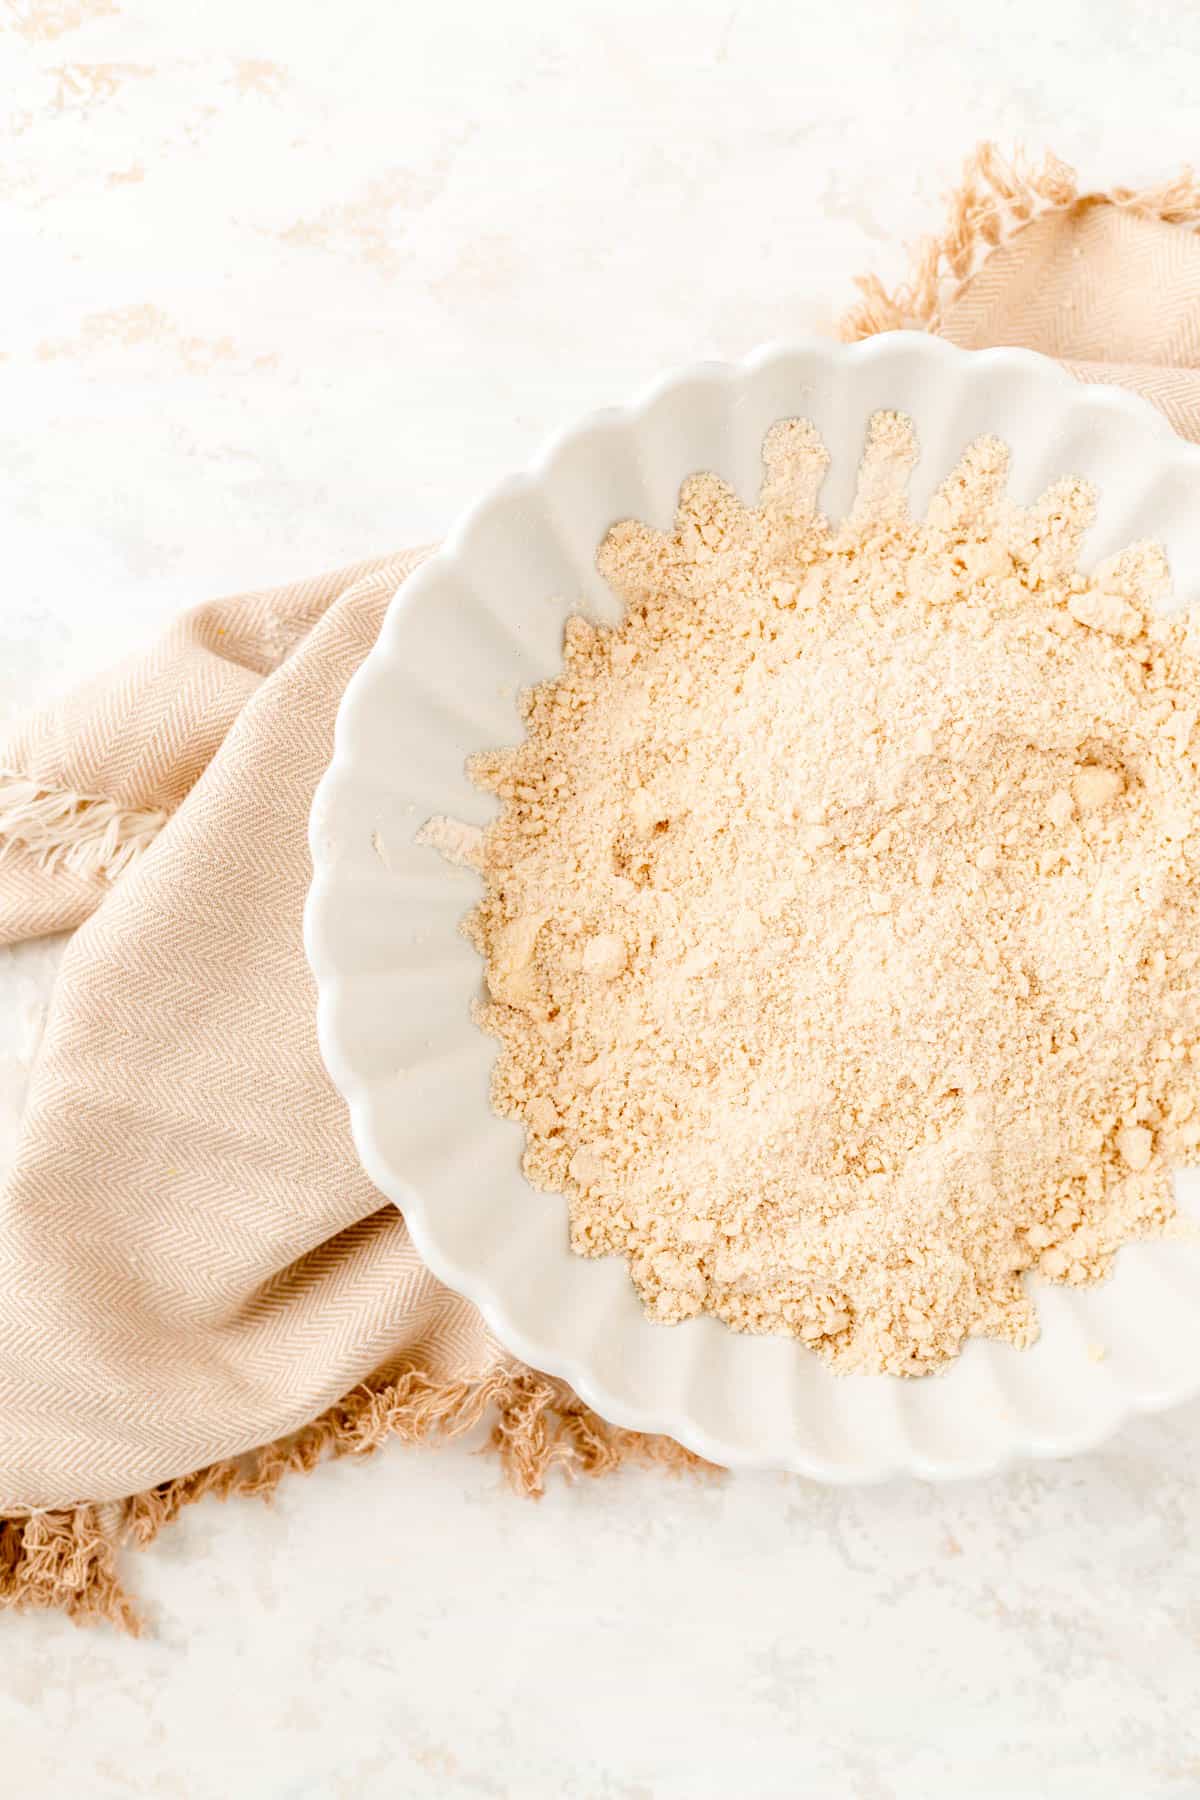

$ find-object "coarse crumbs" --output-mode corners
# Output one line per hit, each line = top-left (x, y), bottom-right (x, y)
(455, 410), (1200, 1376)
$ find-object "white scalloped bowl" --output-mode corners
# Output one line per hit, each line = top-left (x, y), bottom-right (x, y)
(306, 333), (1200, 1480)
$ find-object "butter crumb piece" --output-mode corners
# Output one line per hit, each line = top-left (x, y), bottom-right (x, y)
(1067, 589), (1143, 639)
(582, 933), (627, 980)
(1046, 789), (1075, 829)
(1072, 765), (1124, 813)
(569, 1146), (606, 1187)
(527, 1095), (560, 1134)
(1116, 1125), (1154, 1172)
(416, 814), (485, 871)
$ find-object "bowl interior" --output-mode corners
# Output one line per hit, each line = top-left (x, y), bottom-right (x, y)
(308, 334), (1200, 1478)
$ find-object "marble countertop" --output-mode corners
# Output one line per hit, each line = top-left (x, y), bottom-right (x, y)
(4, 1), (1200, 1793)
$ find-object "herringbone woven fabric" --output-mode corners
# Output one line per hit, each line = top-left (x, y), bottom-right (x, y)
(0, 554), (501, 1509)
(2, 144), (1200, 1620)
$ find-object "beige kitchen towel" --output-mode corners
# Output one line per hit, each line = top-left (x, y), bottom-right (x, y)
(3, 144), (1200, 1630)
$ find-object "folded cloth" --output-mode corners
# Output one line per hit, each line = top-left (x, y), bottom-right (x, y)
(3, 144), (1200, 1629)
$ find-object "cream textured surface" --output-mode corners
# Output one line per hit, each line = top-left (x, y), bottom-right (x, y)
(469, 405), (1200, 1368)
(5, 0), (1200, 1793)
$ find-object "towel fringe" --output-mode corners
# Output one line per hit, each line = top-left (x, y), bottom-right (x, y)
(839, 142), (1200, 341)
(0, 1365), (710, 1633)
(0, 773), (167, 883)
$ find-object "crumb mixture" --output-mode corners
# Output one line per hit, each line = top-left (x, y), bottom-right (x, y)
(453, 412), (1200, 1374)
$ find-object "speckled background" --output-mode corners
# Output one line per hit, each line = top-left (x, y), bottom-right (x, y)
(3, 2), (1200, 1794)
